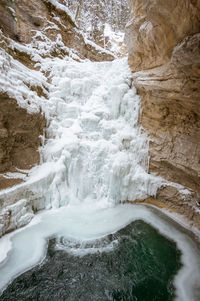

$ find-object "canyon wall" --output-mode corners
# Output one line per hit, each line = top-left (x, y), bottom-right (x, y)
(0, 93), (46, 189)
(126, 0), (200, 224)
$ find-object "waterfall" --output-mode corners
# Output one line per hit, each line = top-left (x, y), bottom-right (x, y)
(32, 58), (161, 209)
(0, 53), (162, 237)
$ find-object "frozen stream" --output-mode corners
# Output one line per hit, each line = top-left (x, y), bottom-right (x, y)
(0, 58), (200, 300)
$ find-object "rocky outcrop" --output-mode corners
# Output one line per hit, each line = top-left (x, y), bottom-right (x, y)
(0, 92), (46, 189)
(126, 0), (200, 219)
(126, 0), (200, 71)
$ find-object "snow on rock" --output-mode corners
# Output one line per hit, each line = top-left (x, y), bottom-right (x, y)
(0, 47), (48, 114)
(44, 0), (77, 26)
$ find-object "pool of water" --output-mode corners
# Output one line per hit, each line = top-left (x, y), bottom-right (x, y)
(1, 220), (182, 301)
(1, 204), (200, 300)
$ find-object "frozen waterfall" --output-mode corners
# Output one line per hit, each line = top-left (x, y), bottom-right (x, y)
(30, 58), (160, 209)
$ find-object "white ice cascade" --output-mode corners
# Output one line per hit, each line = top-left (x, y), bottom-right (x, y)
(35, 58), (160, 208)
(1, 58), (200, 301)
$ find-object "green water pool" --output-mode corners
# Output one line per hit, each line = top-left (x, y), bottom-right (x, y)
(1, 220), (182, 301)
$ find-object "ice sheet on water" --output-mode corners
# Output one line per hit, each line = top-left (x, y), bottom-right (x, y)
(0, 204), (200, 301)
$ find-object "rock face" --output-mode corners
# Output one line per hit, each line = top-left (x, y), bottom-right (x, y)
(126, 0), (200, 71)
(0, 0), (114, 62)
(0, 93), (46, 175)
(126, 0), (200, 219)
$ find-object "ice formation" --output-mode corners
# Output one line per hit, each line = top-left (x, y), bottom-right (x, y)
(0, 52), (162, 210)
(33, 57), (162, 209)
(0, 204), (200, 301)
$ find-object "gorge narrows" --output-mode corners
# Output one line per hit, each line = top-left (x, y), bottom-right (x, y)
(0, 58), (200, 300)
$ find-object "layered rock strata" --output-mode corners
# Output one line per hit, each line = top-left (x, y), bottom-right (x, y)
(126, 0), (200, 225)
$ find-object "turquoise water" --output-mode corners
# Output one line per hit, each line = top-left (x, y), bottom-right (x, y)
(1, 220), (181, 301)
